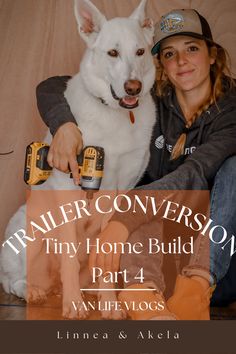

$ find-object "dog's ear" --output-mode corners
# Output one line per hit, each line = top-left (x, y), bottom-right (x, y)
(74, 0), (107, 47)
(129, 0), (154, 45)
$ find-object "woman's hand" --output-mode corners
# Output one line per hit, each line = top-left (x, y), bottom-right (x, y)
(89, 221), (129, 274)
(47, 122), (83, 185)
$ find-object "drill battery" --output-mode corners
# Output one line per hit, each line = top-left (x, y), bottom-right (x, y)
(24, 142), (104, 191)
(24, 143), (51, 185)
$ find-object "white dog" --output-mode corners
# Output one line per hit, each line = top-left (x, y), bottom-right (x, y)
(0, 0), (156, 319)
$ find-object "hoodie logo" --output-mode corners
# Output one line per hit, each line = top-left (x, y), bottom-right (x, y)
(155, 135), (164, 149)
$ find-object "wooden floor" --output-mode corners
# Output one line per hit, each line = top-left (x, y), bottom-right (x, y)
(1, 285), (236, 321)
(0, 285), (101, 320)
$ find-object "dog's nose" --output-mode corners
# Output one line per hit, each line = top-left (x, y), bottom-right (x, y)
(124, 80), (142, 96)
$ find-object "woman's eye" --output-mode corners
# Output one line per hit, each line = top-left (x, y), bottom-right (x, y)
(188, 46), (199, 52)
(136, 48), (145, 56)
(163, 51), (174, 59)
(107, 49), (119, 57)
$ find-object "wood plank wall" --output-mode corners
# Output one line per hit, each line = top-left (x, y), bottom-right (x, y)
(0, 0), (235, 241)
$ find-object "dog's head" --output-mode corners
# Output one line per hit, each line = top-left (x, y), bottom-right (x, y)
(74, 0), (155, 110)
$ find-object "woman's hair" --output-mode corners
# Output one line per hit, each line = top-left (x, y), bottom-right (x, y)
(156, 41), (235, 160)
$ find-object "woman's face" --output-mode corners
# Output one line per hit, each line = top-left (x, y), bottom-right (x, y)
(160, 35), (215, 94)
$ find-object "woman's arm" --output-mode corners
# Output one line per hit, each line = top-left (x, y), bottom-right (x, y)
(36, 76), (83, 184)
(36, 76), (76, 135)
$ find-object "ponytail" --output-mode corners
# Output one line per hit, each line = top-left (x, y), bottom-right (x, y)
(171, 96), (214, 160)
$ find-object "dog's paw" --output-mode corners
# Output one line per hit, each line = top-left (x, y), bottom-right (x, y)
(10, 279), (27, 300)
(62, 294), (89, 319)
(27, 286), (47, 304)
(99, 291), (127, 320)
(62, 304), (89, 320)
(101, 307), (126, 320)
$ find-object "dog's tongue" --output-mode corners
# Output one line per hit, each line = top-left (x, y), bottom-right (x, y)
(122, 96), (138, 106)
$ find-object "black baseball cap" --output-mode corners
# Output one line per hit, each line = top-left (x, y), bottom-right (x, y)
(151, 9), (214, 55)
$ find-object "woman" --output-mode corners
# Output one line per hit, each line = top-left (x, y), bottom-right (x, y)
(36, 9), (236, 320)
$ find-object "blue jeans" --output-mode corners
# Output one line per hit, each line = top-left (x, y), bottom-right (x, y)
(120, 156), (236, 290)
(184, 155), (236, 284)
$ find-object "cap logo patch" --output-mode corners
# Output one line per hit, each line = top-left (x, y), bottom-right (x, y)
(160, 13), (184, 33)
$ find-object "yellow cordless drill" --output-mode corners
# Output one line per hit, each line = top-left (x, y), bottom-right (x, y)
(24, 142), (105, 197)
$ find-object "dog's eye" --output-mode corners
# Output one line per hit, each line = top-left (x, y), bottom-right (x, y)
(107, 49), (119, 57)
(136, 48), (145, 56)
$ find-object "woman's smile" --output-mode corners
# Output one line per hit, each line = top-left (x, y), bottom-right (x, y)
(177, 69), (195, 77)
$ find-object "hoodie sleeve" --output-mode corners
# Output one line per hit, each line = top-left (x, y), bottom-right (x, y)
(36, 76), (77, 135)
(111, 107), (236, 234)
